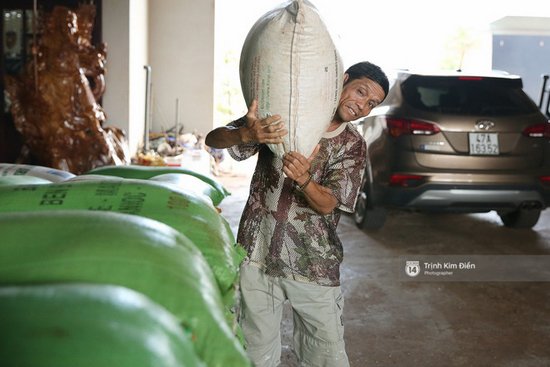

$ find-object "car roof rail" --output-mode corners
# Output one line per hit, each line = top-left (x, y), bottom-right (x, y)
(538, 74), (550, 118)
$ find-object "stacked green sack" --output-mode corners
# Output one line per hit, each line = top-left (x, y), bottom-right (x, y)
(0, 210), (250, 367)
(0, 283), (205, 367)
(0, 163), (248, 361)
(85, 164), (230, 206)
(0, 175), (52, 186)
(0, 178), (246, 295)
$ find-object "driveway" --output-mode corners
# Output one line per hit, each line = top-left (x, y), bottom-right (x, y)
(217, 171), (550, 367)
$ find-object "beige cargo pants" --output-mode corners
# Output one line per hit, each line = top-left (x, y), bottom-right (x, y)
(239, 264), (350, 367)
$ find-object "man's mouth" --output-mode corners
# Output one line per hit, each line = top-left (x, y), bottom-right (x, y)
(347, 106), (357, 117)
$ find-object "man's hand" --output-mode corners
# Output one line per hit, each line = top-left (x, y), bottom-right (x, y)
(241, 100), (288, 144)
(283, 145), (338, 214)
(204, 99), (288, 149)
(282, 145), (320, 187)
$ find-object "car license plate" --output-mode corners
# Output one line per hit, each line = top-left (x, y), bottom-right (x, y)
(469, 133), (499, 155)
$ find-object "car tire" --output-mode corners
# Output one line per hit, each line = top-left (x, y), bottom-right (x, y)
(498, 209), (541, 229)
(353, 192), (387, 230)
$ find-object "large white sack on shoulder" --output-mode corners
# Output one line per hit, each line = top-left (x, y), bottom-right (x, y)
(240, 0), (343, 158)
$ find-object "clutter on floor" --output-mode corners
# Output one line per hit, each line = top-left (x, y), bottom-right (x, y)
(134, 130), (228, 177)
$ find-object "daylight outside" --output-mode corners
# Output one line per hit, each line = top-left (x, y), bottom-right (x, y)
(214, 0), (550, 125)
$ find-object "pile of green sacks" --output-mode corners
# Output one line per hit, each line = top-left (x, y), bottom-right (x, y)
(0, 163), (250, 367)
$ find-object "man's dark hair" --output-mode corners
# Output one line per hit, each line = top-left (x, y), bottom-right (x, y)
(345, 61), (389, 99)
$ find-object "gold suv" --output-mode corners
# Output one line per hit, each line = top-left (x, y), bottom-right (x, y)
(354, 71), (550, 230)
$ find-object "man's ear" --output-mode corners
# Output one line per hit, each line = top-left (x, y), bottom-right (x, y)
(343, 73), (350, 85)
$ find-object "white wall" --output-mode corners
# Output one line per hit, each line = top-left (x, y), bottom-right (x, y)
(101, 0), (214, 157)
(129, 1), (149, 154)
(102, 0), (130, 149)
(102, 0), (148, 156)
(148, 0), (215, 137)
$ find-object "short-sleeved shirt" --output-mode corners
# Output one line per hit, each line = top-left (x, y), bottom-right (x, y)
(228, 118), (367, 286)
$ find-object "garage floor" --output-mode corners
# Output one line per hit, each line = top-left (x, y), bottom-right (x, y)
(217, 169), (550, 367)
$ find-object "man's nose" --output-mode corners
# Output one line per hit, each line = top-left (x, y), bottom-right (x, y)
(357, 99), (368, 114)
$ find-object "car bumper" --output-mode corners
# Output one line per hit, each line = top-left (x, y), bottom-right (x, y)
(383, 184), (550, 212)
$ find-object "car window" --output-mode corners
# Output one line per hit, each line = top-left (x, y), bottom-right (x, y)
(401, 76), (539, 116)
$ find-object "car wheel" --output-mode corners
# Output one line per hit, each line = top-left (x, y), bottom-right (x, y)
(498, 209), (541, 229)
(353, 192), (387, 230)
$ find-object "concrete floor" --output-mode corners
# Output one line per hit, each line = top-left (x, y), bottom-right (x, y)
(217, 170), (550, 367)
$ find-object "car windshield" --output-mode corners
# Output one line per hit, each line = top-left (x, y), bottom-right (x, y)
(401, 76), (538, 116)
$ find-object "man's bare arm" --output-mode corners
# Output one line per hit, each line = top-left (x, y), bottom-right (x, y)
(205, 100), (287, 149)
(282, 147), (339, 215)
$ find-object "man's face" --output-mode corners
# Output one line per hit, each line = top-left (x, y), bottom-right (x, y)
(336, 75), (386, 122)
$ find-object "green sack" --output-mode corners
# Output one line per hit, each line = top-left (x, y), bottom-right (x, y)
(150, 173), (224, 206)
(86, 165), (230, 205)
(0, 179), (246, 294)
(0, 163), (75, 182)
(0, 175), (52, 186)
(0, 210), (251, 367)
(0, 283), (205, 367)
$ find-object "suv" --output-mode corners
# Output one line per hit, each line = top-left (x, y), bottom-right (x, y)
(354, 70), (550, 230)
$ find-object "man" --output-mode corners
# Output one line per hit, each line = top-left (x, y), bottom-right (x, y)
(206, 61), (389, 367)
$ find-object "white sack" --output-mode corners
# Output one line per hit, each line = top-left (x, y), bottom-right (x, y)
(240, 0), (343, 158)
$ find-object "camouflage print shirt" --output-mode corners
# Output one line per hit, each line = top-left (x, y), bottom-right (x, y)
(228, 119), (367, 286)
